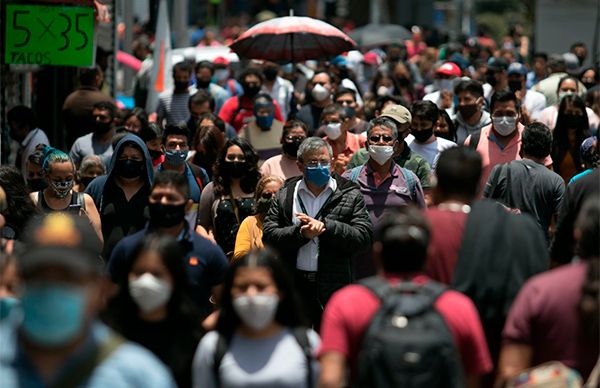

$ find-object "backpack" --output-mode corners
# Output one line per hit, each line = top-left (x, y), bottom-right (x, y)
(505, 361), (583, 388)
(212, 328), (314, 388)
(349, 165), (418, 200)
(357, 276), (465, 388)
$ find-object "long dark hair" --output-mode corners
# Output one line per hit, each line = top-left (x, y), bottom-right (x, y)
(553, 94), (590, 175)
(437, 109), (457, 143)
(0, 166), (39, 239)
(102, 234), (203, 331)
(213, 137), (261, 196)
(216, 248), (308, 339)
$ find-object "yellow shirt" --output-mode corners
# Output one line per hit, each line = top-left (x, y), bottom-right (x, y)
(232, 215), (264, 263)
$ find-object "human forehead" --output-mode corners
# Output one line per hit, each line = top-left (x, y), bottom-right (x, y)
(226, 144), (244, 156)
(131, 250), (169, 275)
(287, 127), (307, 137)
(303, 147), (331, 162)
(165, 134), (188, 145)
(48, 161), (75, 176)
(232, 267), (277, 288)
(313, 73), (330, 84)
(151, 184), (186, 200)
(323, 113), (340, 122)
(559, 79), (577, 91)
(492, 100), (517, 112)
(244, 74), (260, 84)
(336, 93), (355, 102)
(120, 145), (143, 159)
(370, 125), (394, 135)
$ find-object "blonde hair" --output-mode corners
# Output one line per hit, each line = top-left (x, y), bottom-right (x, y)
(254, 175), (284, 201)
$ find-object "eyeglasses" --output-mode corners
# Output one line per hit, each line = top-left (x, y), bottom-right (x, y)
(369, 134), (395, 143)
(284, 135), (306, 142)
(305, 161), (330, 168)
(261, 192), (275, 200)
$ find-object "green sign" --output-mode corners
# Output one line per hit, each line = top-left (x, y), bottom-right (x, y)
(4, 4), (94, 66)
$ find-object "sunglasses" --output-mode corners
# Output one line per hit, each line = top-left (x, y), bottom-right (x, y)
(369, 135), (395, 143)
(261, 192), (275, 200)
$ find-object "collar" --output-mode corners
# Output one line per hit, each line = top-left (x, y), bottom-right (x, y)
(20, 128), (41, 147)
(366, 160), (400, 177)
(145, 221), (193, 243)
(298, 177), (337, 197)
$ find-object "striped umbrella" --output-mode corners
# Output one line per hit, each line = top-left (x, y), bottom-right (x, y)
(229, 16), (356, 62)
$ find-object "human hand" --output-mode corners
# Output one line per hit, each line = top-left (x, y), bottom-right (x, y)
(333, 154), (350, 174)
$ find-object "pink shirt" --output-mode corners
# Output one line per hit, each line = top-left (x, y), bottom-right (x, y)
(465, 123), (552, 193)
(319, 275), (493, 379)
(260, 154), (302, 180)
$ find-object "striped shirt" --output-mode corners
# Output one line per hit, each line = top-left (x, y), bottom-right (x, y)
(156, 87), (197, 126)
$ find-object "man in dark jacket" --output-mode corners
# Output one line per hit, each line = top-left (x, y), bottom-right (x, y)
(263, 137), (373, 329)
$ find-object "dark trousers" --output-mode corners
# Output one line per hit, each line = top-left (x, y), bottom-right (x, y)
(294, 270), (323, 331)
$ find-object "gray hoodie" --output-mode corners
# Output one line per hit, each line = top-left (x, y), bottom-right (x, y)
(454, 110), (492, 145)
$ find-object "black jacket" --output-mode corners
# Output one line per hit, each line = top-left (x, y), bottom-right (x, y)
(263, 174), (373, 304)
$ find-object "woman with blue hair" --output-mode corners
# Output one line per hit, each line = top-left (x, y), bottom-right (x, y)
(29, 146), (103, 244)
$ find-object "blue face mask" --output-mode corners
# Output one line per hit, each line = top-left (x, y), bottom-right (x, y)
(305, 164), (331, 187)
(20, 283), (87, 347)
(164, 150), (188, 167)
(0, 297), (19, 321)
(256, 115), (274, 130)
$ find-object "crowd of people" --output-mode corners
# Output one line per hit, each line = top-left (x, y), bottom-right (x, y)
(0, 21), (599, 388)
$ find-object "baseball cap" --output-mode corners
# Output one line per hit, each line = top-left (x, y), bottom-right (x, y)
(436, 62), (461, 77)
(487, 57), (509, 71)
(381, 104), (412, 125)
(213, 56), (230, 66)
(363, 51), (382, 66)
(508, 62), (528, 76)
(17, 213), (103, 276)
(580, 136), (598, 165)
(563, 53), (580, 73)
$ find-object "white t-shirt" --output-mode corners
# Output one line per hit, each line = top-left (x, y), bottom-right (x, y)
(405, 135), (457, 168)
(193, 328), (320, 388)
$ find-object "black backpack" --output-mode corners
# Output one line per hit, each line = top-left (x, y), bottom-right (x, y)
(357, 277), (465, 388)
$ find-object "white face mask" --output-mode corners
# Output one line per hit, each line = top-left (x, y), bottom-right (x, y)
(233, 294), (279, 331)
(324, 122), (342, 140)
(492, 116), (518, 136)
(377, 85), (392, 96)
(129, 273), (172, 313)
(434, 79), (453, 92)
(368, 145), (395, 165)
(215, 69), (229, 82)
(311, 83), (330, 102)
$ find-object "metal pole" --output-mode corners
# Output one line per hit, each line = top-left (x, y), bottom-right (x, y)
(123, 0), (134, 94)
(173, 0), (188, 48)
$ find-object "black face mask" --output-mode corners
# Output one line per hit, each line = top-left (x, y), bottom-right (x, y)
(174, 81), (189, 91)
(196, 79), (211, 89)
(242, 83), (261, 98)
(458, 104), (479, 119)
(508, 80), (522, 93)
(412, 127), (434, 143)
(115, 159), (144, 179)
(149, 202), (186, 228)
(263, 67), (278, 81)
(583, 81), (596, 90)
(397, 77), (410, 87)
(563, 115), (586, 128)
(95, 121), (112, 134)
(149, 149), (163, 160)
(255, 197), (273, 214)
(28, 178), (47, 192)
(282, 139), (303, 157)
(486, 72), (498, 87)
(80, 176), (97, 188)
(223, 161), (248, 178)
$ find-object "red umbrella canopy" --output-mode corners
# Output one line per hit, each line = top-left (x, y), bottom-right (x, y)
(230, 16), (356, 63)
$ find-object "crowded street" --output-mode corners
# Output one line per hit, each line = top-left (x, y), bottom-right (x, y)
(0, 0), (598, 387)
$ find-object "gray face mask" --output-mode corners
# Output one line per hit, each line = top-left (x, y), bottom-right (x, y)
(492, 116), (517, 136)
(50, 179), (74, 198)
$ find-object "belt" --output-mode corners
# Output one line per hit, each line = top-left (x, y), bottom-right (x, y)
(296, 270), (317, 282)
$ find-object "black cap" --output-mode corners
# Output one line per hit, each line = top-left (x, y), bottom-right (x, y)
(18, 213), (103, 276)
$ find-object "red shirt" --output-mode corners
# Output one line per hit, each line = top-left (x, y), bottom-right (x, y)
(503, 262), (598, 379)
(319, 274), (493, 378)
(218, 95), (283, 132)
(425, 208), (470, 284)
